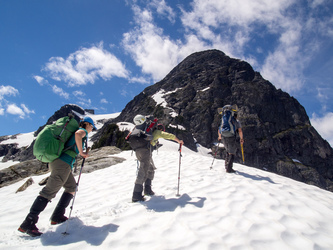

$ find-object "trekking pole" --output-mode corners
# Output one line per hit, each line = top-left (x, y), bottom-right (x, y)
(176, 143), (182, 197)
(210, 141), (220, 169)
(62, 151), (88, 235)
(241, 143), (245, 164)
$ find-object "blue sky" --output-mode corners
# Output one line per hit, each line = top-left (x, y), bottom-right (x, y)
(1, 0), (333, 145)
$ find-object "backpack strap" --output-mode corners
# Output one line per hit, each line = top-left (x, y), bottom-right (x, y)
(63, 128), (88, 155)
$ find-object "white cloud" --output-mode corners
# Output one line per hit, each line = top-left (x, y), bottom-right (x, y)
(122, 4), (210, 82)
(100, 98), (108, 104)
(179, 0), (310, 92)
(52, 85), (69, 99)
(44, 42), (129, 87)
(181, 0), (333, 94)
(148, 0), (176, 23)
(0, 85), (19, 100)
(77, 98), (92, 108)
(120, 89), (128, 97)
(0, 85), (34, 119)
(21, 104), (35, 115)
(123, 0), (332, 96)
(311, 112), (333, 147)
(33, 75), (48, 86)
(73, 90), (86, 97)
(6, 104), (25, 118)
(122, 5), (182, 82)
(128, 76), (151, 84)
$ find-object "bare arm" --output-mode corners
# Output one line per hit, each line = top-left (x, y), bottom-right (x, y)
(218, 128), (222, 141)
(238, 128), (244, 144)
(75, 129), (89, 158)
(174, 137), (184, 145)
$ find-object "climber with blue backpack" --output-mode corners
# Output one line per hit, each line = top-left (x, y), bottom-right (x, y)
(218, 105), (244, 173)
(18, 116), (96, 237)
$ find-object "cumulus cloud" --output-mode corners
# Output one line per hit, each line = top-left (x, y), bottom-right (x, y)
(21, 104), (35, 115)
(123, 0), (332, 95)
(148, 0), (176, 23)
(311, 112), (333, 146)
(122, 5), (183, 82)
(6, 104), (25, 117)
(122, 3), (211, 82)
(44, 42), (129, 87)
(0, 85), (34, 118)
(73, 90), (86, 97)
(52, 85), (69, 99)
(179, 0), (313, 92)
(0, 85), (19, 100)
(6, 104), (34, 119)
(100, 98), (108, 104)
(128, 76), (151, 84)
(33, 75), (48, 86)
(77, 98), (92, 108)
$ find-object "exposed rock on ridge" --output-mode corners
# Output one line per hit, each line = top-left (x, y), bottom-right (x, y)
(96, 49), (333, 191)
(0, 146), (124, 188)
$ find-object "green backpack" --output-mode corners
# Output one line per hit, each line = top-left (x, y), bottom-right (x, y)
(33, 115), (79, 163)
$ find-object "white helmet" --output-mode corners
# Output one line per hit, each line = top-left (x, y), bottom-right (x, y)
(133, 114), (146, 125)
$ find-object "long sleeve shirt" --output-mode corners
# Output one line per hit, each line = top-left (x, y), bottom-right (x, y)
(150, 130), (176, 146)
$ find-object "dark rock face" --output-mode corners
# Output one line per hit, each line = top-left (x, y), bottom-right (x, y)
(96, 49), (333, 191)
(91, 123), (131, 151)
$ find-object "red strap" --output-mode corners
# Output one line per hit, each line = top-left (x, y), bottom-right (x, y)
(146, 118), (158, 133)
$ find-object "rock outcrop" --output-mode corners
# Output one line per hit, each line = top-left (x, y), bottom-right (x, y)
(0, 146), (125, 189)
(95, 49), (333, 191)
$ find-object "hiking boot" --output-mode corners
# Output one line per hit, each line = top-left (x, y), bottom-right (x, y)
(50, 192), (73, 225)
(132, 192), (146, 202)
(225, 154), (235, 173)
(18, 224), (43, 237)
(144, 179), (155, 196)
(144, 188), (155, 196)
(18, 196), (49, 237)
(132, 184), (145, 202)
(224, 154), (229, 171)
(51, 215), (68, 225)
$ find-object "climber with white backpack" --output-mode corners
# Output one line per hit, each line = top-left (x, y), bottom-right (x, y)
(127, 114), (183, 202)
(218, 105), (244, 173)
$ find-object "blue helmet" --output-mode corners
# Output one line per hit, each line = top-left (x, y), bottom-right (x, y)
(83, 116), (97, 130)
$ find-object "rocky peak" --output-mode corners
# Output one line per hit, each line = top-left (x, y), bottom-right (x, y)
(98, 49), (333, 191)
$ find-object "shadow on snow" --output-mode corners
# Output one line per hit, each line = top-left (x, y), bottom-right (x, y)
(40, 217), (119, 246)
(143, 193), (206, 212)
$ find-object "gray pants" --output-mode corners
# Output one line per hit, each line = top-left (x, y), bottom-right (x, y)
(222, 136), (237, 155)
(39, 158), (77, 200)
(135, 147), (155, 185)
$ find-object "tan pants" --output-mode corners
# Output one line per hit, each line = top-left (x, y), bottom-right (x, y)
(39, 158), (76, 200)
(134, 147), (155, 185)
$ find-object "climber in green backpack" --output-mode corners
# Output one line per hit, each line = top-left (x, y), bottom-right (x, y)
(18, 117), (96, 237)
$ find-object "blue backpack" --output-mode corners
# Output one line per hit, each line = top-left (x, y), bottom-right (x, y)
(219, 106), (236, 137)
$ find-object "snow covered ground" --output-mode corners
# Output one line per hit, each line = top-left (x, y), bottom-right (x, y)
(1, 114), (333, 249)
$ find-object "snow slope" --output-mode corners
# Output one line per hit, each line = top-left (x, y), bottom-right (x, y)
(0, 114), (333, 249)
